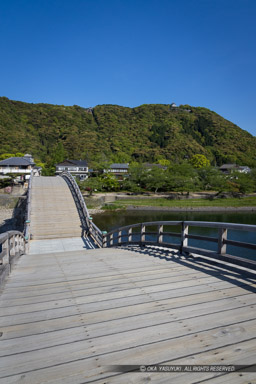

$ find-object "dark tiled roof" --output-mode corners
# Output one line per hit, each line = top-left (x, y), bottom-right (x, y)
(219, 164), (237, 169)
(110, 163), (129, 169)
(0, 157), (34, 166)
(56, 159), (88, 167)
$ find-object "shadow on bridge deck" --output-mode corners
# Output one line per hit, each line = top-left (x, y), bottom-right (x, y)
(119, 245), (256, 294)
(0, 246), (255, 383)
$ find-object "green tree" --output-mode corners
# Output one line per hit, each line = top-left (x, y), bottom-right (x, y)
(42, 142), (66, 175)
(0, 153), (15, 160)
(158, 159), (171, 167)
(121, 179), (143, 193)
(232, 172), (255, 194)
(190, 154), (210, 168)
(143, 167), (167, 193)
(197, 167), (226, 191)
(167, 162), (199, 191)
(52, 142), (66, 164)
(80, 177), (104, 195)
(15, 152), (25, 157)
(100, 174), (120, 191)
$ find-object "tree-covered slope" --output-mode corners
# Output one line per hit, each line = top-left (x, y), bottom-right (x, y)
(0, 97), (255, 167)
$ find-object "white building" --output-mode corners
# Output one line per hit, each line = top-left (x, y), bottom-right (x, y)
(55, 160), (89, 180)
(0, 154), (39, 180)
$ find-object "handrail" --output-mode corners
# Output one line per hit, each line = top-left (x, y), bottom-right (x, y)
(24, 170), (33, 253)
(60, 172), (103, 247)
(0, 230), (26, 287)
(102, 220), (256, 271)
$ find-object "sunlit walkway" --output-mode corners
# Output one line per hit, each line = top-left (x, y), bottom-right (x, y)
(0, 246), (255, 383)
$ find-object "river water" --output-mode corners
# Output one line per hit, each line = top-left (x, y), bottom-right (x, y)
(93, 210), (256, 260)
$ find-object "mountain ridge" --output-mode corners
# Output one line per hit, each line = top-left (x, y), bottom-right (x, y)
(0, 97), (255, 167)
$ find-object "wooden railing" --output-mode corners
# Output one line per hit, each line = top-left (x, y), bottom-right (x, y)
(0, 231), (26, 287)
(60, 172), (103, 247)
(102, 221), (256, 270)
(24, 170), (33, 253)
(58, 173), (256, 270)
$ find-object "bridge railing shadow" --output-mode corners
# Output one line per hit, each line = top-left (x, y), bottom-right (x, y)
(103, 220), (256, 272)
(118, 244), (256, 294)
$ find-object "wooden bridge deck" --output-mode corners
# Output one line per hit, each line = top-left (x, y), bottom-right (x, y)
(31, 177), (83, 240)
(0, 245), (256, 383)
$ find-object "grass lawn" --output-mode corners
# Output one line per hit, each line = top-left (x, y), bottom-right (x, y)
(104, 196), (256, 209)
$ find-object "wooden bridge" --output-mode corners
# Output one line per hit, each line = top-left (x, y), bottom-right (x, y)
(0, 173), (256, 383)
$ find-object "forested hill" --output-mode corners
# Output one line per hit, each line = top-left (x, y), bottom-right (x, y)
(0, 96), (255, 167)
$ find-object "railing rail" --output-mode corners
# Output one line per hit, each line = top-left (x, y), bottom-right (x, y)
(0, 230), (26, 287)
(24, 170), (33, 253)
(60, 172), (103, 247)
(102, 220), (256, 270)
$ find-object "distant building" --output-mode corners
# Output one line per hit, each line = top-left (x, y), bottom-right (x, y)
(0, 154), (39, 180)
(219, 164), (251, 174)
(104, 163), (129, 180)
(170, 102), (177, 108)
(237, 166), (251, 174)
(55, 160), (89, 180)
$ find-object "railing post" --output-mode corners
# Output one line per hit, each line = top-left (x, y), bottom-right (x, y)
(110, 233), (113, 246)
(102, 231), (107, 248)
(128, 227), (132, 243)
(180, 222), (189, 254)
(20, 235), (24, 254)
(118, 230), (122, 245)
(15, 235), (18, 255)
(158, 225), (163, 244)
(140, 224), (145, 246)
(9, 235), (15, 258)
(25, 238), (30, 254)
(24, 170), (33, 247)
(17, 235), (21, 255)
(218, 227), (227, 255)
(88, 216), (93, 235)
(2, 236), (10, 266)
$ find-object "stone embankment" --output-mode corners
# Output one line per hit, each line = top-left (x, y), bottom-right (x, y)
(0, 194), (26, 233)
(0, 206), (14, 232)
(88, 208), (105, 214)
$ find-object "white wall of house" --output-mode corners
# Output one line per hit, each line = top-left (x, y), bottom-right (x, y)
(0, 167), (32, 174)
(56, 166), (88, 173)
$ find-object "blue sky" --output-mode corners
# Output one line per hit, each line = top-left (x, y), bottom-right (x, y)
(0, 0), (256, 135)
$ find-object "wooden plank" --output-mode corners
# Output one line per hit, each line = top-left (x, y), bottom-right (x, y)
(1, 277), (254, 328)
(93, 339), (256, 384)
(0, 247), (255, 384)
(0, 319), (255, 381)
(0, 271), (234, 313)
(1, 274), (250, 323)
(0, 267), (207, 302)
(0, 285), (251, 340)
(0, 293), (255, 358)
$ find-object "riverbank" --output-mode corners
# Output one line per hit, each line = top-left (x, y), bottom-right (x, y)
(88, 208), (105, 214)
(125, 205), (256, 212)
(99, 196), (256, 213)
